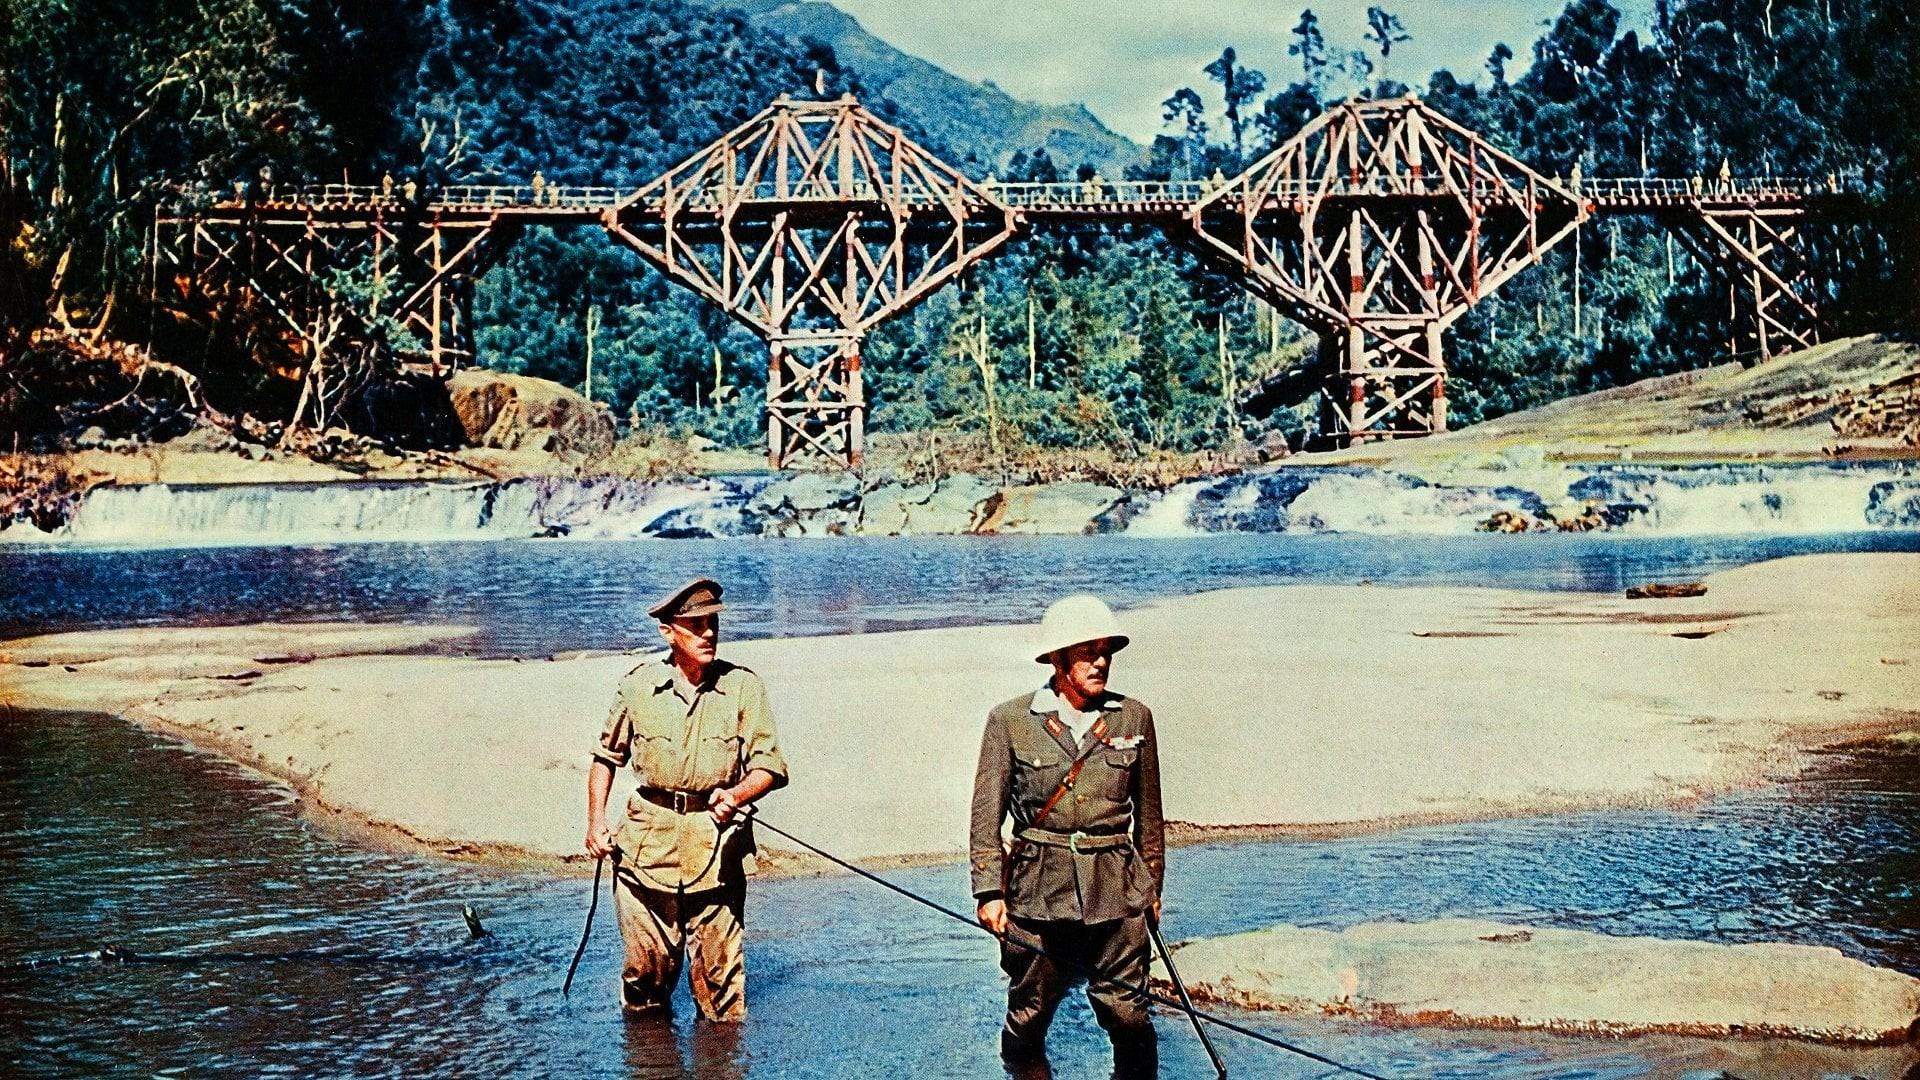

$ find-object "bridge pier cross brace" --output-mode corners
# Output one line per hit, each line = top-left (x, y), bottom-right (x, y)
(1673, 204), (1823, 363)
(157, 204), (516, 377)
(767, 332), (865, 468)
(605, 96), (1018, 470)
(1191, 97), (1588, 447)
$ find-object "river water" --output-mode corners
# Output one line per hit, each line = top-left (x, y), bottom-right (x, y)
(7, 530), (1920, 654)
(3, 710), (1915, 1079)
(3, 532), (1919, 1077)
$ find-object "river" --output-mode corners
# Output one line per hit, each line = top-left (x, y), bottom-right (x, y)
(3, 531), (1918, 1077)
(7, 530), (1920, 654)
(3, 709), (1914, 1078)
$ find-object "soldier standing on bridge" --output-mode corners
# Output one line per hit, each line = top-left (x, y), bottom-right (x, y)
(585, 577), (788, 1020)
(971, 595), (1165, 1077)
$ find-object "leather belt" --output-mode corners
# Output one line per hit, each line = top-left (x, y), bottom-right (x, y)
(637, 786), (712, 814)
(1017, 826), (1131, 854)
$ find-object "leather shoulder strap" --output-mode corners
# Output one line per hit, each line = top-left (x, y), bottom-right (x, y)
(1001, 714), (1107, 894)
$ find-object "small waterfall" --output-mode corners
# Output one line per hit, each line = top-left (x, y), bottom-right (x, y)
(16, 461), (1920, 547)
(1122, 462), (1920, 536)
(34, 477), (756, 547)
(1117, 480), (1208, 537)
(54, 482), (520, 546)
(1124, 468), (1546, 536)
(1281, 473), (1544, 534)
(1570, 464), (1920, 535)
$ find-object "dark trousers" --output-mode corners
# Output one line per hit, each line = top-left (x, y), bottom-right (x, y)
(1000, 912), (1156, 1071)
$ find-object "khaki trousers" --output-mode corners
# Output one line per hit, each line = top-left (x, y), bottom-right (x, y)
(612, 872), (747, 1021)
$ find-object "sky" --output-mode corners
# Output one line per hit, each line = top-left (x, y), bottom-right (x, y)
(829, 0), (1656, 144)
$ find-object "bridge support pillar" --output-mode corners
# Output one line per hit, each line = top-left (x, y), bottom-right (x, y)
(158, 207), (517, 377)
(1675, 206), (1821, 363)
(767, 332), (865, 470)
(1193, 97), (1586, 448)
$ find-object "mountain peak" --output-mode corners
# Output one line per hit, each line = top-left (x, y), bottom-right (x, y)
(694, 0), (1144, 175)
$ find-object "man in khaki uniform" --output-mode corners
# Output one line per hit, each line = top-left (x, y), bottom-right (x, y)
(971, 595), (1165, 1077)
(585, 577), (788, 1020)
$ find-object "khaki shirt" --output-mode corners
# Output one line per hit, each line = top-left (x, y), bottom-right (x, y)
(594, 656), (788, 892)
(969, 687), (1165, 923)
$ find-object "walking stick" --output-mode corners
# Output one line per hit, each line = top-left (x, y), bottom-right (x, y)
(562, 853), (607, 997)
(1147, 912), (1227, 1079)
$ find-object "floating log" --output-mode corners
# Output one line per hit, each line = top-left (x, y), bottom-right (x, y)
(1626, 581), (1709, 599)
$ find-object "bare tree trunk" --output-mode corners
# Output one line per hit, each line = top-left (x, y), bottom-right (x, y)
(969, 315), (1001, 457)
(1026, 293), (1036, 389)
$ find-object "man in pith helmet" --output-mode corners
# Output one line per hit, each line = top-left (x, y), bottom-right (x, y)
(970, 594), (1165, 1077)
(585, 576), (788, 1020)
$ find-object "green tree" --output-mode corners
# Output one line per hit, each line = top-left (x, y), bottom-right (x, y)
(1204, 47), (1268, 163)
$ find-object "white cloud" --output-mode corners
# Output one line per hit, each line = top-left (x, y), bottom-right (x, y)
(830, 0), (1655, 144)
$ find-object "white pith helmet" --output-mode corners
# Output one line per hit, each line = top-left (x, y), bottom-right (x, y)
(1033, 594), (1130, 664)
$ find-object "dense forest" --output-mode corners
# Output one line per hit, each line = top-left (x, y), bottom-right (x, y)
(1, 0), (1913, 457)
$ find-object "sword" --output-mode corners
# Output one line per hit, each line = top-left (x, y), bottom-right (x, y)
(1148, 911), (1227, 1078)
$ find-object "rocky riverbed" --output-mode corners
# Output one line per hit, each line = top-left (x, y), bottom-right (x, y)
(1157, 918), (1920, 1043)
(6, 456), (1917, 545)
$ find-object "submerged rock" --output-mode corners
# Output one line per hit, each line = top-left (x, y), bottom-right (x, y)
(1867, 481), (1920, 528)
(1479, 509), (1534, 533)
(1626, 581), (1710, 599)
(1156, 918), (1920, 1043)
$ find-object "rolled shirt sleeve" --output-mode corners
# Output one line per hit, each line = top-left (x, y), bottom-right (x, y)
(594, 686), (633, 769)
(736, 670), (788, 786)
(969, 713), (1012, 900)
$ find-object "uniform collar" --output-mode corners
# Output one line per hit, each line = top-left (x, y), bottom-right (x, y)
(1030, 681), (1120, 717)
(652, 655), (727, 702)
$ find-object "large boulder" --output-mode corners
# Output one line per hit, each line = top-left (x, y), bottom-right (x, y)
(969, 481), (1125, 535)
(858, 474), (998, 535)
(446, 370), (614, 459)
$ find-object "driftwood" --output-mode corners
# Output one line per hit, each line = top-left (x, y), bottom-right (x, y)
(1625, 581), (1709, 600)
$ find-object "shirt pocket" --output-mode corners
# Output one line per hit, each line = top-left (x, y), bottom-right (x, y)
(629, 715), (680, 784)
(1095, 746), (1138, 799)
(692, 731), (744, 788)
(1011, 743), (1067, 804)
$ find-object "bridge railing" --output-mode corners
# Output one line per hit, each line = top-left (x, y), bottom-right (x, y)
(991, 179), (1213, 206)
(210, 182), (629, 210)
(192, 175), (1851, 214)
(1574, 176), (1844, 199)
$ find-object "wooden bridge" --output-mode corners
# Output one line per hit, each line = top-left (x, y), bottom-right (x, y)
(155, 94), (1865, 468)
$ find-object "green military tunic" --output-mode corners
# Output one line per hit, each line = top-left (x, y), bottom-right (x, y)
(971, 681), (1166, 1063)
(594, 655), (788, 893)
(969, 686), (1165, 922)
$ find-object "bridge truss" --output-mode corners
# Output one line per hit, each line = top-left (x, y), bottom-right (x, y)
(602, 98), (1018, 469)
(153, 94), (1863, 468)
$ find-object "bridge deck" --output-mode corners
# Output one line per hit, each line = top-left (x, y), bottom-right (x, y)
(163, 177), (1858, 225)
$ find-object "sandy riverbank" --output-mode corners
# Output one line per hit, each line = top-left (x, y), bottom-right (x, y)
(3, 552), (1916, 873)
(1303, 334), (1919, 471)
